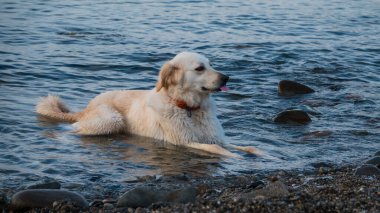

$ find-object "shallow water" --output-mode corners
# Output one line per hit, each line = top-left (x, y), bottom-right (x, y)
(1, 0), (379, 189)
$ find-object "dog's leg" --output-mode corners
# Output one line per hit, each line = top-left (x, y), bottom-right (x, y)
(186, 143), (240, 158)
(227, 144), (263, 156)
(73, 104), (125, 135)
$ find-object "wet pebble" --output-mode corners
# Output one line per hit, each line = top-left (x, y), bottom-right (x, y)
(165, 187), (196, 204)
(365, 157), (380, 168)
(9, 189), (88, 211)
(273, 110), (311, 124)
(52, 200), (82, 212)
(117, 186), (196, 208)
(278, 80), (315, 96)
(117, 187), (160, 208)
(245, 180), (289, 199)
(319, 167), (332, 175)
(354, 165), (380, 176)
(103, 203), (114, 210)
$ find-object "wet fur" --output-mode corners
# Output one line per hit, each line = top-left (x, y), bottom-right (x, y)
(36, 52), (254, 157)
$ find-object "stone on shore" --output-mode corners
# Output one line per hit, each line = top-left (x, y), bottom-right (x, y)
(366, 156), (380, 167)
(273, 110), (311, 124)
(278, 80), (315, 96)
(354, 165), (380, 176)
(9, 189), (88, 211)
(117, 186), (197, 208)
(165, 187), (196, 204)
(244, 180), (289, 199)
(117, 187), (163, 208)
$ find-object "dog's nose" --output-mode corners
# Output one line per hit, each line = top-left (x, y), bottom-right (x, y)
(220, 74), (229, 84)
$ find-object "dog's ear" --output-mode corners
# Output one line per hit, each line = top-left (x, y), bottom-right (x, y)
(156, 62), (179, 91)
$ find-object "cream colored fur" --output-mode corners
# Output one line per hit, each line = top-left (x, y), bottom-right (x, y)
(36, 52), (256, 157)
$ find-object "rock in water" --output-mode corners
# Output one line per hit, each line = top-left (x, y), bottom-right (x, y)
(365, 157), (380, 167)
(354, 165), (380, 176)
(278, 80), (315, 96)
(9, 189), (88, 211)
(273, 110), (311, 124)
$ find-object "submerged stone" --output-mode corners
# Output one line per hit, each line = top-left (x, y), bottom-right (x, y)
(273, 110), (311, 124)
(278, 80), (315, 96)
(9, 189), (88, 211)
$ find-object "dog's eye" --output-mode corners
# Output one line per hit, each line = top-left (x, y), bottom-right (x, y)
(195, 65), (205, 72)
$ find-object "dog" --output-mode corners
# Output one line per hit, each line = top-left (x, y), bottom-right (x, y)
(36, 52), (256, 157)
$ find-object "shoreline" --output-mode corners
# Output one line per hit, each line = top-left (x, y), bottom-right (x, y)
(1, 153), (379, 212)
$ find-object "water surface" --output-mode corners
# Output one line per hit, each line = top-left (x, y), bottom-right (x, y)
(1, 0), (379, 189)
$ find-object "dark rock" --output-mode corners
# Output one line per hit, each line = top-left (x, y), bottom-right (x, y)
(25, 177), (61, 189)
(117, 187), (164, 208)
(278, 80), (315, 96)
(244, 180), (289, 199)
(375, 151), (380, 156)
(273, 110), (311, 124)
(165, 187), (196, 204)
(117, 186), (197, 208)
(294, 105), (322, 116)
(365, 157), (380, 167)
(354, 165), (380, 176)
(247, 180), (265, 189)
(9, 189), (88, 211)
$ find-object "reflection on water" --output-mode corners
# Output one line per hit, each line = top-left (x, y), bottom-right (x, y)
(79, 135), (223, 177)
(37, 115), (224, 178)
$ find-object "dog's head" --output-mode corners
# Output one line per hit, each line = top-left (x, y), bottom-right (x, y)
(156, 52), (229, 94)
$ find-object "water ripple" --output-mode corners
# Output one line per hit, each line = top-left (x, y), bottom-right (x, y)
(0, 0), (379, 189)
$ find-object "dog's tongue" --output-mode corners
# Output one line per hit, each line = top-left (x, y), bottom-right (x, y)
(220, 86), (229, 92)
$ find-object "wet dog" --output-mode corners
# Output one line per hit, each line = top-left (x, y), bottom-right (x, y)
(37, 52), (255, 157)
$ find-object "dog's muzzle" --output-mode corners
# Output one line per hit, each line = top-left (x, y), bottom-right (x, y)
(219, 73), (229, 86)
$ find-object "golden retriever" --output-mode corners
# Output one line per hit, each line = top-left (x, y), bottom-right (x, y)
(36, 52), (256, 157)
